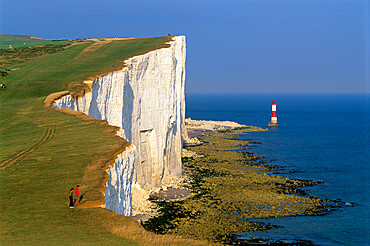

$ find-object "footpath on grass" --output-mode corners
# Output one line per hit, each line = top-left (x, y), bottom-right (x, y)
(0, 125), (55, 170)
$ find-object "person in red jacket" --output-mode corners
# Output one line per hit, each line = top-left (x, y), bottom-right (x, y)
(75, 185), (80, 205)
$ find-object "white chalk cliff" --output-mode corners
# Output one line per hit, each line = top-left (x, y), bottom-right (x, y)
(54, 36), (186, 215)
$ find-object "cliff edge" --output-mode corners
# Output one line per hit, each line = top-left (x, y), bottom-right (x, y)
(53, 36), (186, 216)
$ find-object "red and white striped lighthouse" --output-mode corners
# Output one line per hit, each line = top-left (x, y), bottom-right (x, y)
(267, 99), (278, 126)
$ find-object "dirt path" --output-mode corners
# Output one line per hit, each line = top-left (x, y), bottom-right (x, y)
(0, 125), (55, 170)
(73, 37), (135, 59)
(74, 40), (112, 59)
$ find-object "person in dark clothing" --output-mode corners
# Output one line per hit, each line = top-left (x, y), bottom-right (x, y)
(69, 188), (74, 208)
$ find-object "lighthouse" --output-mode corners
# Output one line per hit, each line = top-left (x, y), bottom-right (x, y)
(267, 99), (278, 127)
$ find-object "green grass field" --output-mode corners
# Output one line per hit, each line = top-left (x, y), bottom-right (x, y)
(0, 35), (203, 245)
(0, 34), (71, 49)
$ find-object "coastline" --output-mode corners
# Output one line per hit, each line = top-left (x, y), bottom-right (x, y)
(143, 120), (339, 244)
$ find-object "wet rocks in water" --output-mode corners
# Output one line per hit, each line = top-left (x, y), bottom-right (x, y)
(144, 128), (338, 244)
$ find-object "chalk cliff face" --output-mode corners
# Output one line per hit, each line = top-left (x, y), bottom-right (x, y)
(54, 36), (186, 215)
(105, 143), (136, 216)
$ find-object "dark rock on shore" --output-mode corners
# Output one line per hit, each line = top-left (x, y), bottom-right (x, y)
(149, 187), (192, 202)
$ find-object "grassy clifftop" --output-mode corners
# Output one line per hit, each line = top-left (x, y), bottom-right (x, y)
(0, 36), (171, 101)
(0, 35), (202, 245)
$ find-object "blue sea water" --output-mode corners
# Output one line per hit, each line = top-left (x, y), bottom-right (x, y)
(185, 93), (369, 246)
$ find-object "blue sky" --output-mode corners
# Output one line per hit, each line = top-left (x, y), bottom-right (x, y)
(0, 0), (368, 93)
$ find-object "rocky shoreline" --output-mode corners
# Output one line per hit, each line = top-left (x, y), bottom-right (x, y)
(142, 120), (340, 244)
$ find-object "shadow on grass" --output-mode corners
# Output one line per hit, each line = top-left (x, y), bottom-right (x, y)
(74, 194), (85, 206)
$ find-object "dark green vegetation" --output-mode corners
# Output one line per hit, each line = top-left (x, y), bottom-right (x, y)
(0, 35), (204, 245)
(0, 44), (70, 78)
(0, 44), (69, 70)
(144, 128), (337, 244)
(0, 34), (71, 49)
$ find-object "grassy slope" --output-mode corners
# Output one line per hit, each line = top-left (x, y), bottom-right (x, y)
(0, 98), (134, 245)
(0, 34), (71, 49)
(0, 37), (204, 245)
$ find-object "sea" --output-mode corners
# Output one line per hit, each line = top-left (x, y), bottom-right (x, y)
(185, 93), (369, 246)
